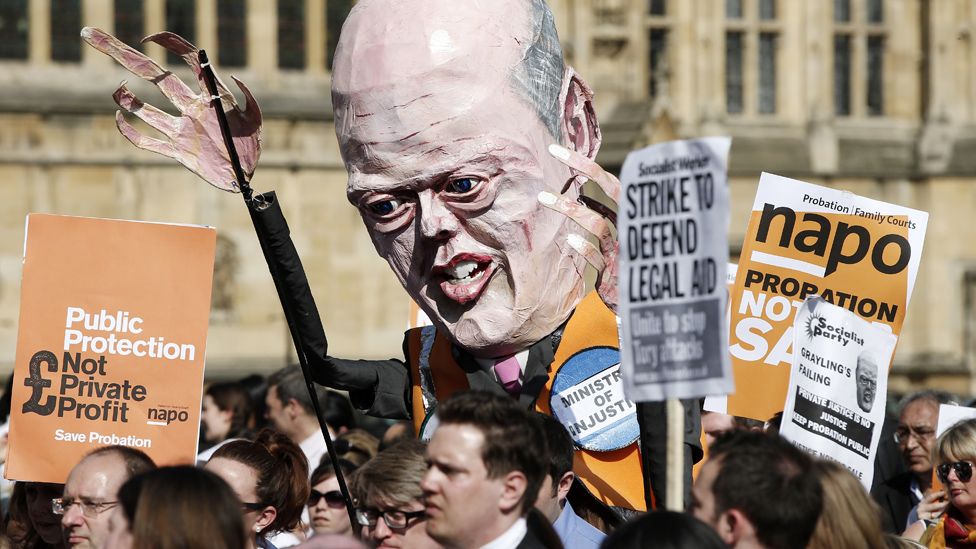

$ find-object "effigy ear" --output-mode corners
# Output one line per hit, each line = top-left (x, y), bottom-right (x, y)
(558, 66), (602, 167)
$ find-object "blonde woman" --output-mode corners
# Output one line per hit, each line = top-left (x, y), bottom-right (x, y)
(808, 459), (886, 549)
(905, 418), (976, 548)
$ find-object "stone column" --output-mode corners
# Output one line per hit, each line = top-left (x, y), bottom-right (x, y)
(198, 0), (217, 51)
(144, 0), (165, 62)
(28, 0), (50, 64)
(307, 0), (325, 73)
(247, 0), (276, 75)
(82, 0), (112, 67)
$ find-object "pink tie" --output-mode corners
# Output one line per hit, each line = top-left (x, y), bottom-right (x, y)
(494, 355), (522, 397)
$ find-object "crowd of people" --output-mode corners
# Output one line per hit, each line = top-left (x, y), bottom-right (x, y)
(0, 367), (975, 548)
(9, 0), (965, 547)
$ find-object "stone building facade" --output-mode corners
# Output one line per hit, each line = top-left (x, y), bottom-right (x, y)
(0, 0), (974, 394)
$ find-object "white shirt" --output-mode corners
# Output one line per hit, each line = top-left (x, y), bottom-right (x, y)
(480, 518), (528, 549)
(284, 431), (324, 548)
(300, 431), (328, 472)
(909, 476), (924, 502)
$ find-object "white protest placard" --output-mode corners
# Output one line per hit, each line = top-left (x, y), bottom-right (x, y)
(618, 137), (733, 401)
(936, 404), (976, 438)
(780, 296), (897, 489)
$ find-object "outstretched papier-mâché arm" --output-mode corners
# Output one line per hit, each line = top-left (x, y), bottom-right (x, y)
(81, 27), (262, 192)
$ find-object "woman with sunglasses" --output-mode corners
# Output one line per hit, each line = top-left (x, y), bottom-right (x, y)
(206, 429), (310, 549)
(308, 458), (356, 538)
(905, 418), (976, 547)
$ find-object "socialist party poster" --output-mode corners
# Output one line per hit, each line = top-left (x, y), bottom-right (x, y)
(780, 297), (896, 489)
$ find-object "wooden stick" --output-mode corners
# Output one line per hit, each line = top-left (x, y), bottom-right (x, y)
(666, 397), (684, 511)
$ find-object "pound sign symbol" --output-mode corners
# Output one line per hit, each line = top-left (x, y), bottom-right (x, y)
(22, 350), (58, 416)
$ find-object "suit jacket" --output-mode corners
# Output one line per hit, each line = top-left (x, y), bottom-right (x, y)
(871, 471), (919, 534)
(515, 530), (549, 549)
(519, 510), (564, 549)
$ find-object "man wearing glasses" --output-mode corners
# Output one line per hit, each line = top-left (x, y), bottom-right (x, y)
(349, 439), (441, 548)
(872, 390), (956, 533)
(54, 446), (155, 548)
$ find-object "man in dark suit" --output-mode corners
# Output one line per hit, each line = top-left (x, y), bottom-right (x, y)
(872, 390), (956, 533)
(422, 391), (559, 549)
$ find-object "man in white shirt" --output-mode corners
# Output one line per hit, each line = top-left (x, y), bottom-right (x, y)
(266, 365), (357, 472)
(422, 391), (556, 549)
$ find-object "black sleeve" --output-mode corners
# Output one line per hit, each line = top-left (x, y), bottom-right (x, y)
(320, 356), (412, 420)
(247, 191), (411, 419)
(637, 398), (703, 509)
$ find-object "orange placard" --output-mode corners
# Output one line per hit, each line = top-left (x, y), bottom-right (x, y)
(7, 214), (216, 482)
(727, 174), (928, 421)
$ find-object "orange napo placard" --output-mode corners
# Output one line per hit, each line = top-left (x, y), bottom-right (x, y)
(726, 174), (927, 421)
(7, 214), (215, 482)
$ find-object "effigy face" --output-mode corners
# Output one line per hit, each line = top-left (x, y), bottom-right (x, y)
(332, 0), (590, 357)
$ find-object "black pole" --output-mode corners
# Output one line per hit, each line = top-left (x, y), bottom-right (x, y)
(198, 50), (357, 527)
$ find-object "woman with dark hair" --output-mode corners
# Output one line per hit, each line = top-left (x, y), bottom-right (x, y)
(198, 381), (254, 460)
(103, 466), (247, 549)
(237, 374), (269, 431)
(599, 511), (726, 549)
(6, 482), (65, 549)
(307, 459), (356, 538)
(206, 429), (310, 549)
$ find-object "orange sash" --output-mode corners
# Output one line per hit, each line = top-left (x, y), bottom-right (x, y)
(406, 292), (649, 511)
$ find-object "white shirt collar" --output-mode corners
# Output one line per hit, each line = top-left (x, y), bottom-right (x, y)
(299, 431), (328, 473)
(910, 476), (924, 501)
(480, 518), (527, 549)
(300, 431), (326, 453)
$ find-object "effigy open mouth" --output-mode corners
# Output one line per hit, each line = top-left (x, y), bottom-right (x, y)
(432, 253), (495, 304)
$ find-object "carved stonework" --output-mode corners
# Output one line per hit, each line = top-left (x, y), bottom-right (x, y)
(211, 234), (239, 322)
(918, 107), (955, 174)
(592, 0), (627, 26)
